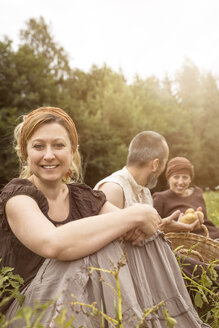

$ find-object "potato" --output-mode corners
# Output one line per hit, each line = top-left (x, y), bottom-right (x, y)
(185, 208), (195, 214)
(179, 212), (198, 224)
(179, 208), (204, 224)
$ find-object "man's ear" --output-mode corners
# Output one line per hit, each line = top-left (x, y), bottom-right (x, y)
(151, 158), (159, 172)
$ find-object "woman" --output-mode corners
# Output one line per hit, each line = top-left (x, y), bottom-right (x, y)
(153, 156), (219, 240)
(0, 107), (209, 327)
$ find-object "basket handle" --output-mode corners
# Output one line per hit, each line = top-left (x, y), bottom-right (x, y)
(185, 224), (209, 238)
(201, 224), (209, 239)
(178, 248), (204, 262)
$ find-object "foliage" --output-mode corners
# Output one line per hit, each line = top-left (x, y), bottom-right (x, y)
(172, 191), (219, 327)
(204, 191), (219, 227)
(0, 260), (24, 326)
(176, 255), (219, 328)
(0, 17), (219, 189)
(0, 253), (176, 327)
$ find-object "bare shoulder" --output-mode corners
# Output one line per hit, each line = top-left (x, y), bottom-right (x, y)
(5, 194), (56, 257)
(98, 182), (124, 208)
(6, 194), (45, 227)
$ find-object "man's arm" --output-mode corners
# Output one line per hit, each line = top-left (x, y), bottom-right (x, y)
(98, 182), (125, 209)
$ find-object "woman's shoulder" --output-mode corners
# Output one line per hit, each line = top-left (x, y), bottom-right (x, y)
(68, 182), (106, 199)
(192, 186), (204, 196)
(0, 178), (48, 213)
(68, 182), (98, 192)
(1, 178), (34, 197)
(68, 182), (106, 216)
(153, 189), (172, 199)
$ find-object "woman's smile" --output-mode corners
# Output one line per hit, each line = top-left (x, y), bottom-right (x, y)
(168, 174), (191, 196)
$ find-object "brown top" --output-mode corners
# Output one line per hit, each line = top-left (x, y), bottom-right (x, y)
(153, 186), (219, 239)
(0, 178), (106, 297)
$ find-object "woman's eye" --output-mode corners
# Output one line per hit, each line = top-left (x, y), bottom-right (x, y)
(33, 144), (43, 150)
(54, 143), (64, 148)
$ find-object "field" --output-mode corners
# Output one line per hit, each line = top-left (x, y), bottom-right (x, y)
(204, 191), (219, 227)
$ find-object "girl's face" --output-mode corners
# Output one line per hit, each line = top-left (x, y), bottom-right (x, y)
(26, 122), (73, 184)
(168, 173), (191, 196)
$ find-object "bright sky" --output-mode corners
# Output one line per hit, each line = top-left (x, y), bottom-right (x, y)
(1, 0), (219, 82)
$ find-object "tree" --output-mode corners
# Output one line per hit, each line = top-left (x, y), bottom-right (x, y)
(0, 18), (71, 184)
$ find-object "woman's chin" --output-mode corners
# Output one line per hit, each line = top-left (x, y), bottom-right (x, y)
(172, 189), (185, 196)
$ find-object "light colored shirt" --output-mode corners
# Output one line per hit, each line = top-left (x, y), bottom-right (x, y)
(94, 166), (153, 208)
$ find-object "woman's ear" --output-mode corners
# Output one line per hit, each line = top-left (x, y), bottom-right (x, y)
(151, 158), (159, 172)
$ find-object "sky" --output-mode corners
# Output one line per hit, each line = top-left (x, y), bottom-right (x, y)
(1, 0), (219, 82)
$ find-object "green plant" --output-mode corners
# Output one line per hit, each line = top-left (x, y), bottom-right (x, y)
(0, 253), (177, 328)
(0, 262), (24, 313)
(176, 253), (219, 328)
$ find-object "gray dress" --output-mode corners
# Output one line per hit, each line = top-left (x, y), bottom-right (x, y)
(1, 179), (209, 327)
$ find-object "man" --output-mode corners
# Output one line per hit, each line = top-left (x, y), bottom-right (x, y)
(95, 131), (200, 244)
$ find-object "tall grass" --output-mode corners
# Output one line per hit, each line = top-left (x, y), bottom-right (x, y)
(204, 191), (219, 227)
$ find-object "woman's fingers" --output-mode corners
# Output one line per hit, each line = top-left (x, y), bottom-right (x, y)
(196, 210), (204, 224)
(132, 232), (146, 245)
(191, 218), (202, 230)
(178, 219), (199, 231)
(123, 228), (137, 240)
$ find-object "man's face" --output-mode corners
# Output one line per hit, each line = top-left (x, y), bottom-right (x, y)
(147, 142), (169, 189)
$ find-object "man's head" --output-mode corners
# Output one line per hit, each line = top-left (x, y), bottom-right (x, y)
(127, 131), (169, 188)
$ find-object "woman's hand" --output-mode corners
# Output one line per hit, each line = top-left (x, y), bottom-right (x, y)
(177, 207), (204, 231)
(194, 206), (204, 228)
(156, 209), (200, 233)
(121, 227), (146, 245)
(135, 204), (162, 238)
(121, 204), (161, 244)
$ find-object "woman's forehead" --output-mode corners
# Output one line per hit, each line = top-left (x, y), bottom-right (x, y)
(29, 122), (70, 140)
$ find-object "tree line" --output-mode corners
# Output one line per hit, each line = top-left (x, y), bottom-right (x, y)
(0, 17), (219, 191)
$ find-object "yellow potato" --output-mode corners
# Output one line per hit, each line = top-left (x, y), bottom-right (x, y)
(179, 211), (198, 224)
(179, 207), (204, 224)
(185, 208), (195, 214)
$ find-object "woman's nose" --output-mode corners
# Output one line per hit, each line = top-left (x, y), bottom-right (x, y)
(44, 147), (55, 160)
(178, 177), (184, 184)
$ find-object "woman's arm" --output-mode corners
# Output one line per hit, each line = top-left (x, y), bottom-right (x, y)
(6, 195), (160, 261)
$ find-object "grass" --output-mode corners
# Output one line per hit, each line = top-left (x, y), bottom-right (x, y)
(204, 191), (219, 227)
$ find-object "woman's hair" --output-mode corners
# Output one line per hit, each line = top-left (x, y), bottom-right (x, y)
(165, 157), (194, 180)
(127, 131), (168, 167)
(14, 107), (82, 183)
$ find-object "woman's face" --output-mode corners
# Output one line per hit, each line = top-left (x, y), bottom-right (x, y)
(26, 122), (73, 184)
(168, 173), (191, 196)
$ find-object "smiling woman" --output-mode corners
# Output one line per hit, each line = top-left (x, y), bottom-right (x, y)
(15, 107), (80, 184)
(0, 108), (210, 327)
(153, 156), (219, 240)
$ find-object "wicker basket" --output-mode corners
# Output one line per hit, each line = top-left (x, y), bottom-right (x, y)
(165, 224), (219, 263)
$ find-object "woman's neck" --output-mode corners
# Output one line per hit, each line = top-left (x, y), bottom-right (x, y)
(29, 175), (68, 201)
